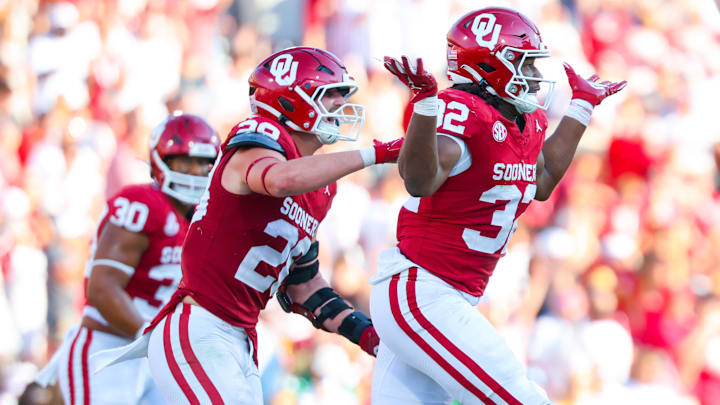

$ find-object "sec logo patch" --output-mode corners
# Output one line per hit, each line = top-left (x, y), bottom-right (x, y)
(492, 121), (507, 142)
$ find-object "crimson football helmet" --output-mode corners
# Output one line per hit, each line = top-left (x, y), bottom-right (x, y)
(248, 47), (364, 144)
(446, 7), (555, 113)
(149, 112), (220, 204)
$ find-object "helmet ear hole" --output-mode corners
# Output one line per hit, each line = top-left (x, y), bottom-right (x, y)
(478, 63), (496, 73)
(316, 65), (334, 75)
(278, 97), (294, 113)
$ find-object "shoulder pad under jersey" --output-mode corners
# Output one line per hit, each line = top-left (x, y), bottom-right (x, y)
(224, 117), (288, 156)
(226, 132), (286, 156)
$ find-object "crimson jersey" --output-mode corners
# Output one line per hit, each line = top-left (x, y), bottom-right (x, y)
(82, 184), (189, 324)
(397, 88), (548, 296)
(175, 116), (336, 330)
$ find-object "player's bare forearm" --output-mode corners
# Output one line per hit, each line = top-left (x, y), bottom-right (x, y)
(281, 244), (379, 356)
(265, 150), (364, 196)
(385, 54), (439, 196)
(88, 226), (149, 338)
(87, 273), (146, 338)
(535, 116), (586, 200)
(536, 62), (627, 201)
(399, 114), (440, 196)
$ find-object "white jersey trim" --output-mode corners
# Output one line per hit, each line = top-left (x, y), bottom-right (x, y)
(370, 247), (422, 285)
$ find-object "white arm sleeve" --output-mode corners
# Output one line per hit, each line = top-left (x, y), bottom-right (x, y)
(438, 134), (471, 177)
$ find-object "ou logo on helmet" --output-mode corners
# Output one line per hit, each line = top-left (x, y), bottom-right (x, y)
(471, 14), (502, 49)
(270, 54), (299, 86)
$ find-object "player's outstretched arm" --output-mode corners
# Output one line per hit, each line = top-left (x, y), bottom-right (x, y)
(86, 224), (150, 338)
(276, 241), (379, 357)
(223, 140), (402, 197)
(535, 63), (627, 201)
(384, 56), (460, 196)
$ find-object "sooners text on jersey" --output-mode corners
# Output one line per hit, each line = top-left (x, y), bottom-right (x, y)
(83, 184), (189, 324)
(397, 88), (547, 296)
(175, 116), (336, 331)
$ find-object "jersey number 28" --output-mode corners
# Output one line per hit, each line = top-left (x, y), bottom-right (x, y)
(234, 219), (311, 295)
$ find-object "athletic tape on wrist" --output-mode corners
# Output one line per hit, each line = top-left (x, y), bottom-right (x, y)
(413, 96), (439, 117)
(564, 99), (594, 126)
(359, 147), (376, 167)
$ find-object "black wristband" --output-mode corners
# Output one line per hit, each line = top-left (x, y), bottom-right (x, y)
(338, 311), (373, 344)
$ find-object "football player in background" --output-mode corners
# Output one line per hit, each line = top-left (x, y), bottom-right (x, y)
(371, 7), (627, 405)
(36, 113), (220, 404)
(118, 47), (401, 404)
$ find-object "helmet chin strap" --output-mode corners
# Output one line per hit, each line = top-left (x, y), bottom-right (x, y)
(484, 85), (538, 114)
(508, 94), (539, 114)
(315, 120), (340, 144)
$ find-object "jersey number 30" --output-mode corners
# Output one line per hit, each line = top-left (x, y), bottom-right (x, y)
(462, 184), (536, 254)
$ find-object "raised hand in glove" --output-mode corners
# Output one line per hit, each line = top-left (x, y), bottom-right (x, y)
(384, 56), (438, 103)
(563, 62), (627, 106)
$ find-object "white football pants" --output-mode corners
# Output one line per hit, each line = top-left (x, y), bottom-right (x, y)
(370, 263), (551, 405)
(146, 302), (261, 405)
(57, 327), (165, 405)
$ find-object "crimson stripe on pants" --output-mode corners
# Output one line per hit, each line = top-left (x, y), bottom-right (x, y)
(179, 304), (225, 404)
(404, 268), (522, 405)
(389, 273), (495, 404)
(67, 328), (82, 405)
(81, 330), (93, 405)
(163, 311), (201, 404)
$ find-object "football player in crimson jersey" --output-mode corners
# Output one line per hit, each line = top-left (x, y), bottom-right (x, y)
(370, 7), (627, 405)
(107, 47), (400, 405)
(35, 113), (220, 404)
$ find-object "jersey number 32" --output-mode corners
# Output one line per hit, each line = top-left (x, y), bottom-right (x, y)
(463, 184), (536, 254)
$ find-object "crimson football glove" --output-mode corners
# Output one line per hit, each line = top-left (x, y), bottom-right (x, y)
(373, 138), (404, 164)
(359, 326), (380, 357)
(563, 62), (627, 106)
(384, 56), (438, 103)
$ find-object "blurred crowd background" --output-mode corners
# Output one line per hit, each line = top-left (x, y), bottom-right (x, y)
(1, 0), (719, 404)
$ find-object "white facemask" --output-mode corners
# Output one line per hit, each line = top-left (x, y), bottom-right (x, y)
(152, 151), (211, 205)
